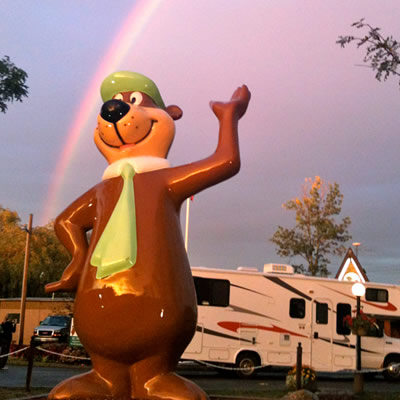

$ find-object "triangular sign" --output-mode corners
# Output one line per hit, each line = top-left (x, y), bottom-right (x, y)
(335, 248), (369, 282)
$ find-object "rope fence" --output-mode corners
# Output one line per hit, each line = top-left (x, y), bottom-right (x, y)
(0, 346), (399, 374)
(0, 346), (29, 358)
(191, 359), (399, 375)
(36, 346), (91, 360)
(193, 359), (267, 371)
(0, 345), (89, 361)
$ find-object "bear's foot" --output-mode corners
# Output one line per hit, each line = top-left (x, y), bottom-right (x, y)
(140, 372), (209, 400)
(47, 369), (130, 400)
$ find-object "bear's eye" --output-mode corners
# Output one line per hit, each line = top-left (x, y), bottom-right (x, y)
(113, 93), (124, 101)
(130, 92), (143, 105)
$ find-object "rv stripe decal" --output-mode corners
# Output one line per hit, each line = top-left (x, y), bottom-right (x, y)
(321, 286), (397, 312)
(196, 325), (254, 344)
(230, 283), (273, 298)
(229, 305), (279, 321)
(265, 276), (312, 301)
(218, 321), (308, 338)
(318, 336), (379, 354)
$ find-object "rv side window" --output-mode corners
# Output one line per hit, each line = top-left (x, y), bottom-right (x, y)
(290, 298), (305, 319)
(365, 288), (388, 303)
(389, 319), (400, 338)
(193, 277), (230, 307)
(336, 303), (351, 335)
(316, 302), (328, 324)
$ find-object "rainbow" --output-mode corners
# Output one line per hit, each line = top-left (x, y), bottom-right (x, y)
(40, 0), (163, 225)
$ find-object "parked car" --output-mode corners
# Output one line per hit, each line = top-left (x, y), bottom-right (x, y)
(33, 315), (71, 343)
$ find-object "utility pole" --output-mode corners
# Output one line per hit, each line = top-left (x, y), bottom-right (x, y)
(19, 213), (33, 345)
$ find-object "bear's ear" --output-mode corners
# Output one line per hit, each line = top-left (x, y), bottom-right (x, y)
(165, 105), (183, 120)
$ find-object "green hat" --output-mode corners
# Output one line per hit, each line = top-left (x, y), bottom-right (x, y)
(100, 71), (165, 108)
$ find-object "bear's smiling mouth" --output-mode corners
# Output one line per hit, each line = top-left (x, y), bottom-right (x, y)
(100, 120), (156, 149)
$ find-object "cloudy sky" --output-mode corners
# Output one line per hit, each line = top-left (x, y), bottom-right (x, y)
(1, 0), (400, 283)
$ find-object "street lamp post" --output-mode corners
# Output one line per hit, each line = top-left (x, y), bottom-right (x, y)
(352, 282), (366, 394)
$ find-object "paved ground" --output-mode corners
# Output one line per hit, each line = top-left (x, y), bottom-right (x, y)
(0, 364), (85, 388)
(1, 363), (400, 395)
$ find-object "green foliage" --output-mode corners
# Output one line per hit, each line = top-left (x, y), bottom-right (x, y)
(0, 56), (28, 113)
(0, 206), (71, 298)
(337, 19), (400, 87)
(270, 177), (351, 276)
(10, 342), (90, 365)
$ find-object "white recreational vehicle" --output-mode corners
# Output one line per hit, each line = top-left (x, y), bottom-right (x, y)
(182, 264), (400, 380)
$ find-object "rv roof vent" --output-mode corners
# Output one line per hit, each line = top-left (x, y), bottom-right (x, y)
(264, 263), (294, 274)
(237, 266), (259, 272)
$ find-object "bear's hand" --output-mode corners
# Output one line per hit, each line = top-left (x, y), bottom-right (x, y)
(210, 85), (251, 121)
(45, 257), (82, 293)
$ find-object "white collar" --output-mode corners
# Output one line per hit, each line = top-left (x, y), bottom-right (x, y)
(102, 156), (171, 180)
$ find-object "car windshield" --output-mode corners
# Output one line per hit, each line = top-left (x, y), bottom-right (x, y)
(40, 316), (69, 327)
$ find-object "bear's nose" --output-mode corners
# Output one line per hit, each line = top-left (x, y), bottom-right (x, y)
(100, 100), (130, 123)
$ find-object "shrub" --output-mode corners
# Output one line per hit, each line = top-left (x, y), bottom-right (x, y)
(286, 365), (317, 392)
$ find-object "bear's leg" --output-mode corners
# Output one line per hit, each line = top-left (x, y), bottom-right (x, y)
(48, 354), (131, 399)
(143, 372), (209, 400)
(129, 355), (209, 400)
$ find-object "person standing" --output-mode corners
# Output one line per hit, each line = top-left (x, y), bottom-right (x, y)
(0, 316), (16, 369)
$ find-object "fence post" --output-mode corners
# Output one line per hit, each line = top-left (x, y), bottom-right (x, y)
(296, 342), (302, 390)
(25, 336), (36, 392)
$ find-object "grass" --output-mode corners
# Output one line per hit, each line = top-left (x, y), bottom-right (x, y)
(2, 360), (400, 399)
(2, 388), (400, 400)
(356, 395), (400, 400)
(8, 357), (90, 369)
(208, 390), (400, 400)
(0, 387), (48, 399)
(0, 388), (278, 400)
(208, 388), (286, 398)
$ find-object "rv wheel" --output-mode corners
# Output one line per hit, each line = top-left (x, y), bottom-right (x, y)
(235, 353), (259, 379)
(383, 356), (400, 381)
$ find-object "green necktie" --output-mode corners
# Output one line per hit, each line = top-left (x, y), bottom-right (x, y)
(90, 163), (137, 279)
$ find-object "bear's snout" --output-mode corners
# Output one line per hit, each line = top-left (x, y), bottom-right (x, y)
(101, 99), (130, 123)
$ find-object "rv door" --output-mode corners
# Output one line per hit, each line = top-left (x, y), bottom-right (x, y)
(185, 323), (204, 354)
(311, 299), (334, 371)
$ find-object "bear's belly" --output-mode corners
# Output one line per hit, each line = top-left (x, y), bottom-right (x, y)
(74, 276), (197, 362)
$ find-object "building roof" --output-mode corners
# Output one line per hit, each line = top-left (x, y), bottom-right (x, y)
(0, 297), (74, 302)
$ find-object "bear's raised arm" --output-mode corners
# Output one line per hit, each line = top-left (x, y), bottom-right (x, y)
(167, 85), (251, 204)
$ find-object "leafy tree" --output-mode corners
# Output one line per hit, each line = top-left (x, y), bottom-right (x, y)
(337, 19), (400, 87)
(0, 207), (71, 298)
(0, 56), (29, 113)
(27, 222), (72, 297)
(0, 207), (25, 297)
(270, 177), (352, 276)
